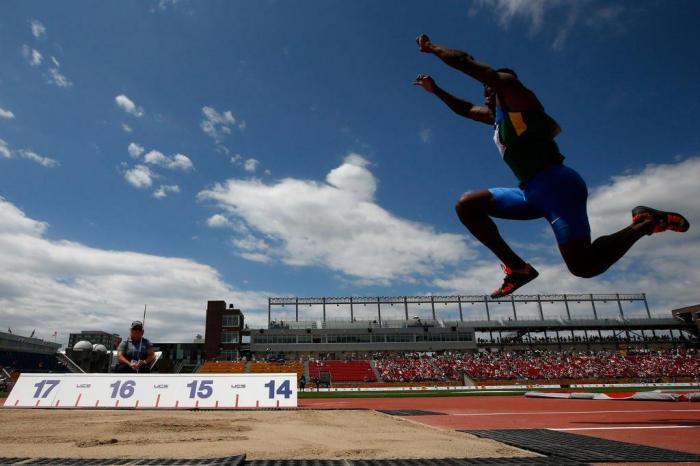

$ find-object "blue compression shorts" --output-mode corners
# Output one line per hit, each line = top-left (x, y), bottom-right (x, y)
(488, 164), (591, 244)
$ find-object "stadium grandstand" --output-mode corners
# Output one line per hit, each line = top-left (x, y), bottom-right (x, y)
(196, 295), (700, 387)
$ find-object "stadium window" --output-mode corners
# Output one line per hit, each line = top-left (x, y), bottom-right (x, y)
(222, 314), (240, 327)
(222, 331), (239, 343)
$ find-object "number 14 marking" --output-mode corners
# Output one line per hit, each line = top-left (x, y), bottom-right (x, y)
(264, 380), (292, 399)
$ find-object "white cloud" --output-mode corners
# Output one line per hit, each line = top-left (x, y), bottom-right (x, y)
(30, 19), (46, 39)
(157, 0), (179, 10)
(206, 214), (232, 228)
(0, 107), (14, 119)
(153, 184), (180, 199)
(124, 164), (154, 188)
(0, 139), (59, 167)
(419, 128), (433, 143)
(434, 157), (700, 314)
(47, 68), (72, 88)
(243, 158), (259, 173)
(127, 142), (145, 159)
(115, 94), (144, 117)
(22, 45), (43, 66)
(0, 139), (11, 159)
(471, 0), (624, 50)
(143, 150), (194, 171)
(17, 149), (60, 168)
(198, 154), (472, 284)
(200, 106), (238, 143)
(325, 153), (376, 201)
(50, 56), (60, 67)
(121, 123), (133, 133)
(0, 196), (272, 341)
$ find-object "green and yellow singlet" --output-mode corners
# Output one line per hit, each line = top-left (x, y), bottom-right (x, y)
(493, 106), (565, 184)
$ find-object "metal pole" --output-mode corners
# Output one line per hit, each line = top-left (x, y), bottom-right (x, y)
(430, 296), (436, 320)
(643, 293), (652, 318)
(377, 298), (381, 327)
(590, 294), (598, 320)
(564, 295), (571, 319)
(458, 296), (463, 322)
(268, 298), (271, 326)
(537, 295), (544, 320)
(350, 297), (354, 322)
(295, 297), (299, 322)
(322, 297), (326, 322)
(404, 296), (408, 320)
(484, 296), (491, 321)
(511, 296), (517, 321)
(616, 293), (624, 319)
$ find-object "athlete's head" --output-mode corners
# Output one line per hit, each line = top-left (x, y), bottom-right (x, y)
(484, 68), (518, 109)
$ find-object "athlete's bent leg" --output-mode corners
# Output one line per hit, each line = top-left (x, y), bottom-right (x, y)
(559, 206), (689, 278)
(558, 217), (652, 278)
(455, 190), (527, 268)
(456, 189), (541, 297)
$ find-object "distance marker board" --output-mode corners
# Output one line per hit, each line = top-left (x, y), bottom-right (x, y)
(4, 373), (297, 409)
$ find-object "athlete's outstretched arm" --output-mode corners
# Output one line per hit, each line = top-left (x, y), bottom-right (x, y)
(413, 74), (494, 125)
(416, 34), (512, 90)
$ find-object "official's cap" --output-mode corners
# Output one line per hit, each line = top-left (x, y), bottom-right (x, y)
(130, 320), (144, 330)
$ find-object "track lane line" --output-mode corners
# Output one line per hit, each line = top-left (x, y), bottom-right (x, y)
(550, 426), (700, 431)
(449, 409), (700, 416)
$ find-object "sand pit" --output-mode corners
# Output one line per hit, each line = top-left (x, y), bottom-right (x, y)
(0, 409), (536, 460)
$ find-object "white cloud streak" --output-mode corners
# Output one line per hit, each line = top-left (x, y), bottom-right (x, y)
(200, 106), (238, 143)
(17, 149), (60, 168)
(0, 139), (11, 159)
(0, 107), (15, 120)
(153, 184), (180, 199)
(30, 19), (46, 39)
(47, 68), (72, 88)
(143, 150), (194, 171)
(22, 45), (43, 66)
(471, 0), (625, 50)
(0, 139), (59, 167)
(206, 214), (232, 228)
(115, 95), (144, 117)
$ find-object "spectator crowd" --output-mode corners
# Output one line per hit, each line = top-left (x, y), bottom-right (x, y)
(374, 349), (699, 383)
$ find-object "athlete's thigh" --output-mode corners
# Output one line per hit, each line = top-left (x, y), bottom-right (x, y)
(488, 187), (542, 220)
(524, 165), (591, 244)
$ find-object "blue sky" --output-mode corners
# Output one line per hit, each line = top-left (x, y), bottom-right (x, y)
(1, 0), (699, 344)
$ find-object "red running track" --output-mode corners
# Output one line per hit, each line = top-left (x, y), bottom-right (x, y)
(301, 395), (700, 455)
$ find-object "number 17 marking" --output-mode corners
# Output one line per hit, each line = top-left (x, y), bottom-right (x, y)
(33, 380), (60, 398)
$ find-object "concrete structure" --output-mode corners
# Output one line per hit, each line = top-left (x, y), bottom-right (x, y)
(68, 330), (121, 351)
